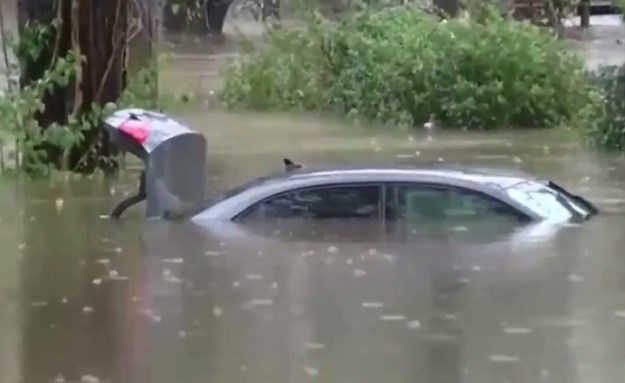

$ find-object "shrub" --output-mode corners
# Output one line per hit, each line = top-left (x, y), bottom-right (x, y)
(583, 65), (625, 151)
(220, 5), (591, 130)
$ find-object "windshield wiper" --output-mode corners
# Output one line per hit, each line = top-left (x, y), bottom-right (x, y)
(546, 181), (599, 217)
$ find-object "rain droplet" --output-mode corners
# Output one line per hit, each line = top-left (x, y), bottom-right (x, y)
(346, 258), (353, 265)
(240, 365), (248, 372)
(304, 342), (325, 350)
(303, 366), (319, 377)
(503, 327), (532, 334)
(178, 330), (187, 338)
(213, 306), (223, 318)
(567, 274), (584, 282)
(270, 282), (278, 289)
(55, 198), (64, 212)
(489, 354), (520, 363)
(82, 306), (94, 313)
(61, 297), (68, 304)
(18, 243), (26, 251)
(471, 265), (481, 271)
(362, 302), (384, 308)
(327, 245), (338, 254)
(407, 320), (421, 329)
(353, 269), (367, 277)
(163, 258), (184, 264)
(541, 369), (550, 378)
(241, 299), (274, 310)
(30, 301), (48, 307)
(380, 315), (406, 321)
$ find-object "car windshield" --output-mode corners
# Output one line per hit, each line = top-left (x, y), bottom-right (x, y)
(504, 180), (591, 221)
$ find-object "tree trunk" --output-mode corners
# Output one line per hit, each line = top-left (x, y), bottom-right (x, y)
(433, 0), (459, 17)
(17, 0), (72, 169)
(206, 0), (233, 34)
(18, 0), (129, 174)
(163, 0), (209, 34)
(69, 0), (128, 173)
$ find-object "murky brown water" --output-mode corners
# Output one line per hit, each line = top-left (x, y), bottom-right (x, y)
(2, 111), (625, 383)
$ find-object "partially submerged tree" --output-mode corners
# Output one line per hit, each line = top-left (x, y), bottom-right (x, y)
(8, 0), (158, 174)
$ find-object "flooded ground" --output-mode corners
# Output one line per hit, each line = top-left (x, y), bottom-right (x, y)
(2, 118), (625, 383)
(2, 4), (625, 382)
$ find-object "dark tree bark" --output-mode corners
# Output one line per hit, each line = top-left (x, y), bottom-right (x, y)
(163, 0), (209, 34)
(18, 0), (130, 173)
(69, 0), (128, 173)
(206, 0), (233, 33)
(433, 0), (459, 17)
(17, 0), (72, 169)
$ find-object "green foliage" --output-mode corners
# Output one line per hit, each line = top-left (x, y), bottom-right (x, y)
(582, 65), (625, 151)
(220, 4), (591, 130)
(0, 23), (158, 177)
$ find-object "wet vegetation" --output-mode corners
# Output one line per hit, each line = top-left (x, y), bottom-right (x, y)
(0, 0), (158, 177)
(219, 3), (591, 130)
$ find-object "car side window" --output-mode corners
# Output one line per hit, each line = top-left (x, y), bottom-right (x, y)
(386, 183), (527, 225)
(237, 184), (382, 222)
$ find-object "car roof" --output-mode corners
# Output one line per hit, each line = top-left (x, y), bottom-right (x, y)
(243, 163), (535, 191)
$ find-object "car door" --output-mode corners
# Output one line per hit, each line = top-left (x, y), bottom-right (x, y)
(232, 183), (388, 244)
(382, 182), (533, 273)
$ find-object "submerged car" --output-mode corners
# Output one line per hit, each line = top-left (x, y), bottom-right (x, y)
(104, 109), (598, 228)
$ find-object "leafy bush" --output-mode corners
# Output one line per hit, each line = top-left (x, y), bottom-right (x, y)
(220, 5), (591, 130)
(583, 65), (625, 151)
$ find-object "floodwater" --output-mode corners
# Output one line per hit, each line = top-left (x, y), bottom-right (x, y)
(2, 112), (625, 383)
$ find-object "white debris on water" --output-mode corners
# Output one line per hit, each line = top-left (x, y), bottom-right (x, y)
(303, 366), (320, 377)
(213, 306), (224, 318)
(304, 342), (325, 350)
(204, 250), (222, 257)
(362, 302), (384, 308)
(567, 274), (584, 282)
(503, 327), (533, 334)
(30, 301), (48, 307)
(82, 306), (94, 313)
(241, 299), (274, 310)
(95, 258), (110, 265)
(54, 374), (66, 383)
(489, 354), (520, 363)
(353, 268), (367, 277)
(407, 320), (421, 329)
(614, 310), (625, 318)
(163, 257), (184, 263)
(92, 278), (102, 286)
(80, 375), (100, 383)
(380, 315), (406, 321)
(327, 245), (338, 254)
(246, 274), (263, 280)
(55, 198), (64, 212)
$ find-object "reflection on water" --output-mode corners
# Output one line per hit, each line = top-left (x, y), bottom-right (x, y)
(2, 125), (625, 383)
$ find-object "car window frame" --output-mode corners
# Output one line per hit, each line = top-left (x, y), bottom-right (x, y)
(384, 182), (532, 224)
(233, 182), (385, 223)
